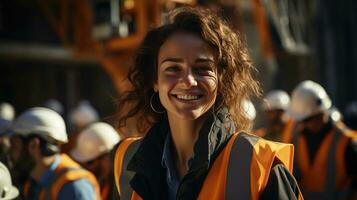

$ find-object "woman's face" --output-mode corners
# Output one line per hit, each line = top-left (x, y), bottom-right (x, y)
(155, 32), (218, 121)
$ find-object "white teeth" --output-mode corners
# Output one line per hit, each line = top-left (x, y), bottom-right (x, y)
(176, 95), (199, 100)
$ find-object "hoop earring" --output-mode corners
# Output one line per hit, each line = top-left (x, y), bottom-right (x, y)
(150, 93), (165, 114)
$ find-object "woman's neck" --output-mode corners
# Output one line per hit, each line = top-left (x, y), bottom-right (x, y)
(167, 114), (207, 178)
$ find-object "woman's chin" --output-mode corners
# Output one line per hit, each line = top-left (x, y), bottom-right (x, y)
(168, 108), (210, 121)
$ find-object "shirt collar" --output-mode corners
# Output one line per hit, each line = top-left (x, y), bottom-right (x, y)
(38, 154), (61, 185)
(128, 107), (235, 176)
(161, 133), (180, 183)
(161, 133), (173, 171)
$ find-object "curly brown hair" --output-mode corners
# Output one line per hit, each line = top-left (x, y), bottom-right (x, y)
(116, 7), (261, 133)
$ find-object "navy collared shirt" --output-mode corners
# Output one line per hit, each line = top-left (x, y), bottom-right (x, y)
(161, 134), (195, 200)
(161, 134), (181, 200)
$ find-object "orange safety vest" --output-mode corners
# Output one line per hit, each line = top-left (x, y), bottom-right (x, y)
(114, 132), (303, 200)
(294, 127), (352, 199)
(23, 154), (101, 200)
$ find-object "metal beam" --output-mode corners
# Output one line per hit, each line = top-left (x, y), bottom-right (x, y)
(0, 42), (97, 65)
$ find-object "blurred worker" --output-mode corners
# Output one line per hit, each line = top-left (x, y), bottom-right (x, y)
(9, 107), (100, 199)
(43, 99), (64, 115)
(71, 122), (120, 200)
(287, 80), (357, 200)
(63, 100), (99, 154)
(69, 100), (99, 131)
(0, 161), (19, 200)
(255, 90), (295, 142)
(0, 102), (15, 167)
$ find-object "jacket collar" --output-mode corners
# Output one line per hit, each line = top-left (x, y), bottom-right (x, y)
(127, 108), (236, 198)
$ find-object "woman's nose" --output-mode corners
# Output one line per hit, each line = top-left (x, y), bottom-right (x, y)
(179, 72), (198, 88)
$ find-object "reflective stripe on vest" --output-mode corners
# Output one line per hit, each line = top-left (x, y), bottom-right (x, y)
(23, 154), (100, 200)
(294, 128), (351, 199)
(115, 133), (297, 200)
(114, 137), (142, 199)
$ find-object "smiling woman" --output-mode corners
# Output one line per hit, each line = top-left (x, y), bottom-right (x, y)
(114, 7), (303, 200)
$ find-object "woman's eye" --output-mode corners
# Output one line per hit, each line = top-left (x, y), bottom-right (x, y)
(194, 66), (213, 74)
(165, 66), (180, 72)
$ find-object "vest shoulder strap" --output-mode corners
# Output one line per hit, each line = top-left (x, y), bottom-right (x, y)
(48, 168), (100, 200)
(113, 137), (142, 199)
(199, 132), (294, 200)
(41, 154), (100, 200)
(247, 133), (294, 199)
(229, 132), (294, 200)
(23, 154), (100, 200)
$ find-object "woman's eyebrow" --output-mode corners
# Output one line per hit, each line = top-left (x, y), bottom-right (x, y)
(195, 58), (215, 63)
(160, 57), (215, 64)
(160, 57), (184, 64)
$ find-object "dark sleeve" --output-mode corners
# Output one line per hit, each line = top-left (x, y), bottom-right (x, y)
(345, 139), (357, 190)
(110, 142), (121, 200)
(259, 163), (302, 200)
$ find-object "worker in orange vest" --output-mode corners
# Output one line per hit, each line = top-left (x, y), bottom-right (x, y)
(287, 80), (357, 199)
(113, 7), (303, 200)
(71, 122), (121, 200)
(255, 90), (295, 143)
(8, 107), (101, 200)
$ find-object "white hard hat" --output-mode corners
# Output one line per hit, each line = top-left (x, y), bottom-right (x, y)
(0, 162), (19, 200)
(44, 99), (64, 115)
(12, 107), (68, 143)
(329, 107), (342, 122)
(287, 80), (332, 121)
(263, 90), (290, 111)
(0, 103), (16, 135)
(70, 122), (120, 163)
(69, 101), (99, 128)
(242, 99), (256, 121)
(0, 103), (15, 121)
